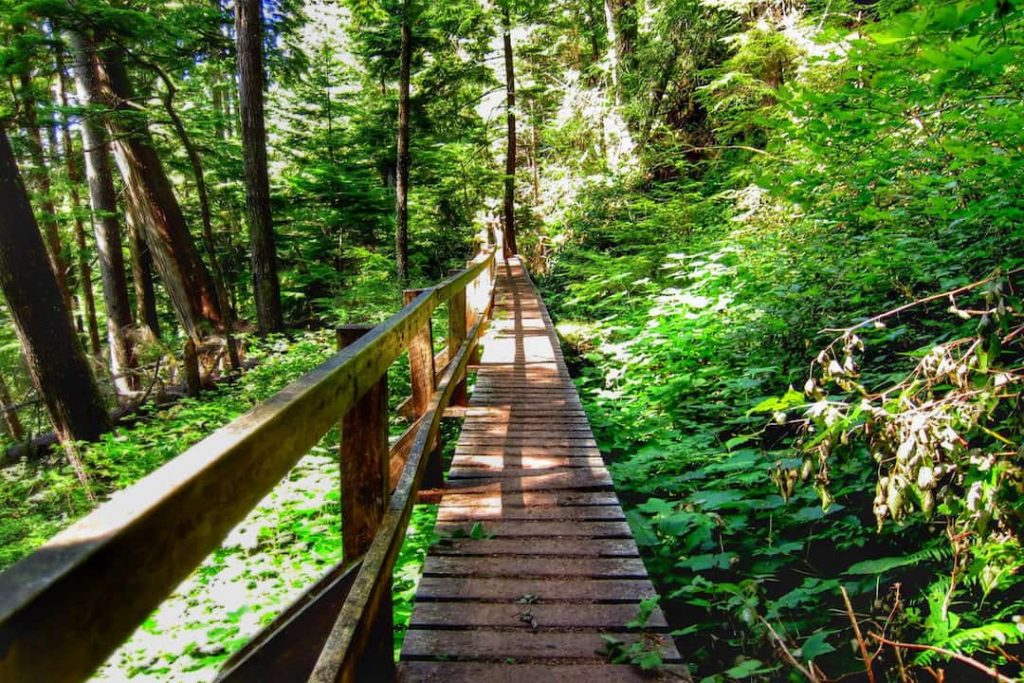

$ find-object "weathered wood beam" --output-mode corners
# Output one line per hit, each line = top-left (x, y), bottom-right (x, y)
(215, 559), (361, 682)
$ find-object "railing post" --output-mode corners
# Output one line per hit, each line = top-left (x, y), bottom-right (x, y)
(466, 261), (483, 366)
(403, 289), (435, 416)
(447, 274), (468, 407)
(335, 324), (395, 681)
(404, 290), (444, 489)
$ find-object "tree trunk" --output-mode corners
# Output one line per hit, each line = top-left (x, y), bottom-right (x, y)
(17, 68), (73, 314)
(236, 0), (284, 334)
(502, 4), (519, 259)
(92, 44), (224, 341)
(152, 64), (240, 369)
(530, 102), (541, 206)
(604, 0), (636, 97)
(126, 210), (162, 339)
(0, 126), (112, 445)
(68, 32), (139, 395)
(56, 49), (103, 356)
(0, 372), (25, 442)
(603, 0), (624, 107)
(395, 0), (412, 283)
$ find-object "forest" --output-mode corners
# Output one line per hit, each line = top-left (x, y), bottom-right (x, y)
(0, 0), (1022, 680)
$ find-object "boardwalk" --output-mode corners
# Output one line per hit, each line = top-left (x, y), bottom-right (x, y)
(399, 258), (687, 682)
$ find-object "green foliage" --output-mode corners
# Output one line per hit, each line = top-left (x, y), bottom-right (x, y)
(538, 1), (1024, 679)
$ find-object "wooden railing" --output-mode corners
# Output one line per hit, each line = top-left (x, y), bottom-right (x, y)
(0, 244), (498, 683)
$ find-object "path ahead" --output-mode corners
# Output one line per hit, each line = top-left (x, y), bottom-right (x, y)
(399, 258), (687, 682)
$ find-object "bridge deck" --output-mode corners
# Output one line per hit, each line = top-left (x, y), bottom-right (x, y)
(399, 258), (686, 682)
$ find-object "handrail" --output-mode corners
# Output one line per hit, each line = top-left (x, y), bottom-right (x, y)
(0, 244), (497, 683)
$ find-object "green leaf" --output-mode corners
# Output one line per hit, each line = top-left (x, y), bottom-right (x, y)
(724, 658), (764, 678)
(799, 631), (836, 661)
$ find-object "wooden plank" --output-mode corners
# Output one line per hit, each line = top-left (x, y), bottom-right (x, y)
(422, 556), (648, 578)
(436, 505), (624, 522)
(401, 630), (681, 662)
(458, 423), (593, 433)
(408, 602), (668, 630)
(446, 467), (613, 483)
(438, 490), (620, 508)
(429, 537), (639, 558)
(460, 418), (592, 427)
(453, 447), (601, 457)
(439, 471), (614, 493)
(456, 434), (596, 444)
(0, 248), (495, 683)
(433, 520), (632, 538)
(400, 662), (692, 683)
(450, 456), (606, 470)
(414, 577), (658, 602)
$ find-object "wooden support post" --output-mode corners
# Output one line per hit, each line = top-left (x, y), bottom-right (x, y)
(404, 290), (444, 489)
(448, 278), (468, 407)
(335, 324), (394, 680)
(403, 289), (435, 417)
(466, 263), (483, 366)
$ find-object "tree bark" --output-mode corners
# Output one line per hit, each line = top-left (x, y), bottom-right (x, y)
(502, 3), (519, 258)
(93, 44), (224, 341)
(126, 210), (162, 339)
(56, 50), (102, 356)
(530, 102), (541, 206)
(0, 372), (25, 442)
(17, 68), (73, 314)
(0, 126), (112, 444)
(395, 0), (412, 283)
(236, 0), (284, 333)
(68, 32), (139, 395)
(604, 0), (636, 101)
(151, 64), (241, 368)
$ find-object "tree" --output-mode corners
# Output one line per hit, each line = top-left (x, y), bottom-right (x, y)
(96, 43), (226, 341)
(0, 126), (111, 445)
(501, 1), (519, 258)
(395, 0), (413, 282)
(67, 31), (138, 394)
(16, 54), (73, 314)
(55, 48), (102, 356)
(236, 0), (284, 333)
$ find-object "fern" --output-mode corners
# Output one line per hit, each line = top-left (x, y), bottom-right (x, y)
(845, 542), (951, 575)
(913, 622), (1023, 666)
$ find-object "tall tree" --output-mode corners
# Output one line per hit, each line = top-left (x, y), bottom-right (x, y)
(501, 1), (519, 258)
(236, 0), (284, 333)
(603, 0), (636, 104)
(17, 59), (73, 314)
(126, 212), (162, 338)
(67, 31), (138, 394)
(0, 125), (111, 444)
(395, 0), (413, 282)
(92, 41), (225, 341)
(56, 50), (102, 356)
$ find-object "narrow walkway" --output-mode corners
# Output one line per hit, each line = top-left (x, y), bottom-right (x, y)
(399, 258), (687, 682)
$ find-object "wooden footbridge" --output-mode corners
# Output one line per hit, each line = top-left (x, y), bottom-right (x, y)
(0, 243), (685, 682)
